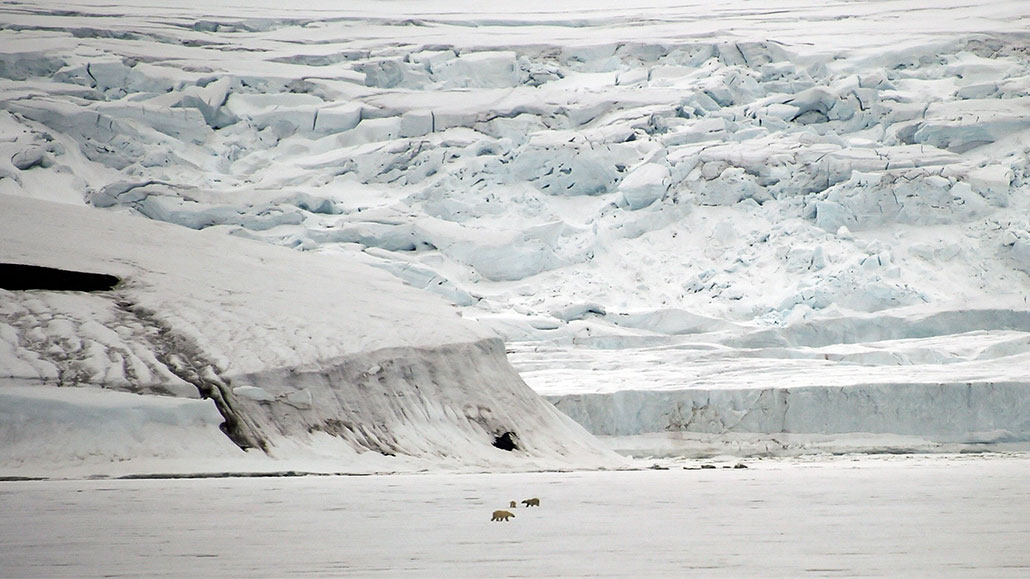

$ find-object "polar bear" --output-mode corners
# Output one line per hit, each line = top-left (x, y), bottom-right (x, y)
(521, 498), (540, 507)
(492, 510), (515, 521)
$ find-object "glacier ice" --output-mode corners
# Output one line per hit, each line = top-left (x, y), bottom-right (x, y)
(1, 0), (1030, 465)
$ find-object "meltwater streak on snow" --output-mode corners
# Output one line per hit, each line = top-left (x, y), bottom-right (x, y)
(1, 0), (1029, 455)
(2, 456), (1030, 577)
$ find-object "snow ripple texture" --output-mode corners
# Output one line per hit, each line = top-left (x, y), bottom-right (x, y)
(1, 0), (1029, 449)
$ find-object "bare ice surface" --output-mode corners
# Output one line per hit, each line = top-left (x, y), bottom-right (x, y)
(2, 454), (1029, 578)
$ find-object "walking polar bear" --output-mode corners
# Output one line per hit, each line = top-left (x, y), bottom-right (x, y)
(521, 498), (540, 507)
(491, 510), (515, 522)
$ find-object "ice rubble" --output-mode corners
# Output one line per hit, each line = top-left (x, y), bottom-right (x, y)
(1, 0), (1029, 458)
(0, 195), (621, 476)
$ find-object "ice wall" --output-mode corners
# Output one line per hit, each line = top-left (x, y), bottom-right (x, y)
(232, 339), (607, 464)
(546, 382), (1030, 442)
(516, 303), (1030, 445)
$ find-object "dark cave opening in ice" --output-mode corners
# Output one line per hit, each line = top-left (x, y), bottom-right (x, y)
(0, 263), (120, 292)
(492, 431), (519, 451)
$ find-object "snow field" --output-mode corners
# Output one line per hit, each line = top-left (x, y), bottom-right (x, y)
(1, 455), (1029, 577)
(0, 381), (247, 475)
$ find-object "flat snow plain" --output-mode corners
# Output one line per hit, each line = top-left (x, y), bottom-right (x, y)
(2, 454), (1029, 578)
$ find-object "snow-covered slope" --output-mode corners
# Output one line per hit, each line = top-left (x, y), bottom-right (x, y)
(2, 0), (1029, 460)
(0, 195), (621, 475)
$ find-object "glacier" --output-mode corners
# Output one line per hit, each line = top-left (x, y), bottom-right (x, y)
(1, 0), (1030, 472)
